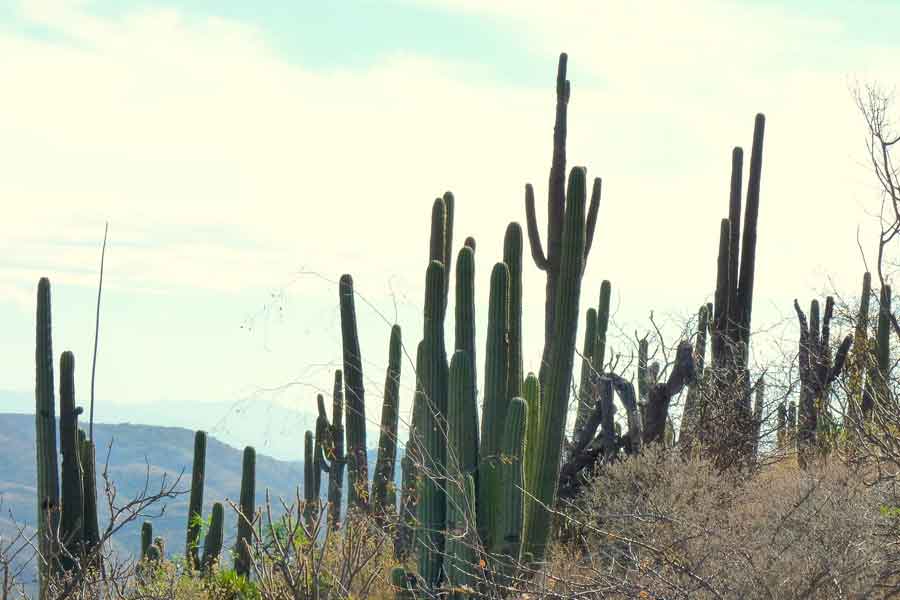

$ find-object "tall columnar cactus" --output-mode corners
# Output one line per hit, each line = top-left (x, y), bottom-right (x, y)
(593, 281), (612, 377)
(872, 285), (892, 411)
(78, 430), (100, 551)
(234, 446), (256, 579)
(397, 343), (425, 563)
(522, 373), (541, 548)
(328, 370), (345, 529)
(59, 350), (84, 568)
(848, 272), (872, 425)
(201, 502), (224, 572)
(454, 246), (477, 397)
(429, 192), (455, 320)
(447, 351), (479, 502)
(304, 430), (319, 529)
(35, 277), (60, 590)
(494, 397), (527, 575)
(417, 261), (449, 588)
(525, 166), (588, 562)
(478, 262), (510, 552)
(794, 297), (853, 468)
(524, 54), (602, 392)
(141, 522), (153, 560)
(575, 281), (612, 433)
(574, 308), (597, 434)
(446, 350), (480, 597)
(703, 115), (766, 464)
(186, 430), (207, 569)
(391, 566), (417, 600)
(373, 324), (402, 517)
(679, 304), (710, 452)
(504, 223), (524, 402)
(752, 377), (765, 461)
(339, 275), (368, 510)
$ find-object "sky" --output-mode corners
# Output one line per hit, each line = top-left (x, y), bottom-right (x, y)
(0, 0), (898, 460)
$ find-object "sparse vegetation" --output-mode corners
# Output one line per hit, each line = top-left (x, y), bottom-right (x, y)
(4, 52), (900, 600)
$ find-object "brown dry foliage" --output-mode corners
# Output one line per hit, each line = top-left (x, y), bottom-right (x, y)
(543, 445), (900, 599)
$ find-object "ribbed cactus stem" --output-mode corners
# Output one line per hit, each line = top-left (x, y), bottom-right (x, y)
(234, 446), (256, 578)
(304, 430), (317, 529)
(849, 272), (871, 422)
(679, 305), (710, 451)
(445, 474), (478, 600)
(593, 280), (611, 375)
(429, 193), (455, 320)
(417, 261), (449, 589)
(527, 166), (588, 561)
(522, 373), (541, 549)
(391, 566), (417, 600)
(373, 324), (402, 516)
(478, 262), (510, 552)
(494, 397), (527, 576)
(78, 430), (99, 551)
(504, 222), (524, 402)
(141, 522), (153, 560)
(446, 351), (479, 592)
(186, 430), (207, 569)
(574, 308), (597, 434)
(35, 277), (60, 590)
(876, 284), (892, 408)
(201, 502), (224, 572)
(454, 246), (477, 397)
(328, 370), (345, 529)
(59, 350), (84, 568)
(339, 275), (368, 510)
(447, 351), (479, 496)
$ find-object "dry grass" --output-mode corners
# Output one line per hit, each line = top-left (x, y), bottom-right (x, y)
(544, 446), (900, 599)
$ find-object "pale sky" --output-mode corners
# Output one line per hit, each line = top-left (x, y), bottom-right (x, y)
(1, 0), (898, 459)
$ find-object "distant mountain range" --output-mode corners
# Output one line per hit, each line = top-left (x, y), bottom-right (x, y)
(0, 412), (398, 589)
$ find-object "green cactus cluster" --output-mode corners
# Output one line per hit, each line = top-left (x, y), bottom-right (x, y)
(33, 278), (101, 596)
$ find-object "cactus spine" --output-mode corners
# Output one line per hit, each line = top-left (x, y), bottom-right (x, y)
(234, 446), (256, 578)
(201, 502), (224, 572)
(186, 430), (207, 569)
(339, 274), (368, 510)
(36, 277), (60, 592)
(59, 351), (84, 569)
(373, 324), (402, 516)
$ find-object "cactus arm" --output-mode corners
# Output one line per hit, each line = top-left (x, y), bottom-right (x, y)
(524, 183), (548, 271)
(582, 177), (602, 265)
